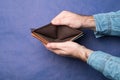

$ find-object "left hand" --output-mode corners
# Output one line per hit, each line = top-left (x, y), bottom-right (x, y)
(45, 41), (93, 62)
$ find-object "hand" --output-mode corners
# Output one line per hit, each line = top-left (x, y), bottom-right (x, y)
(46, 41), (93, 62)
(51, 11), (96, 30)
(47, 11), (95, 62)
(51, 11), (83, 28)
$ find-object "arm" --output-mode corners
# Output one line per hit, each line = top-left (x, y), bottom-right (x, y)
(87, 51), (120, 80)
(46, 10), (120, 80)
(94, 10), (120, 38)
(87, 11), (120, 80)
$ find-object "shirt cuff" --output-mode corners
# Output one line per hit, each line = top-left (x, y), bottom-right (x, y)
(87, 51), (111, 73)
(93, 13), (112, 38)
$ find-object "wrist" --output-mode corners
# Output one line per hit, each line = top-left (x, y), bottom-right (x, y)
(81, 16), (96, 31)
(83, 49), (93, 62)
(78, 47), (93, 62)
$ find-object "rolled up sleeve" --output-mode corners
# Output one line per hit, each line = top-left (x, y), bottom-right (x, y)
(93, 10), (120, 38)
(87, 51), (120, 80)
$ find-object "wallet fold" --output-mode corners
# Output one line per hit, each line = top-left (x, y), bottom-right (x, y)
(31, 23), (83, 44)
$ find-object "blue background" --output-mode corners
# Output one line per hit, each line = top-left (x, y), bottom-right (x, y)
(0, 0), (120, 80)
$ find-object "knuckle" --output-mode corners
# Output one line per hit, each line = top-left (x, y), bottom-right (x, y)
(61, 10), (68, 14)
(62, 10), (67, 13)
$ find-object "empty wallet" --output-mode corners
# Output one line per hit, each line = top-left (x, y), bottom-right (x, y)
(31, 23), (83, 44)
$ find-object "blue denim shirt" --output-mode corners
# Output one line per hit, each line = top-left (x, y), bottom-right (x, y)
(87, 11), (120, 80)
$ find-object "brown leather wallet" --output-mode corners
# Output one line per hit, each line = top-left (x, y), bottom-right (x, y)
(31, 23), (83, 44)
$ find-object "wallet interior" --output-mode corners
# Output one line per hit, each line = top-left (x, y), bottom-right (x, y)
(31, 23), (83, 44)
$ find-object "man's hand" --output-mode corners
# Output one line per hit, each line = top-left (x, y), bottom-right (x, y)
(46, 41), (93, 62)
(45, 11), (95, 62)
(51, 11), (96, 30)
(51, 11), (83, 28)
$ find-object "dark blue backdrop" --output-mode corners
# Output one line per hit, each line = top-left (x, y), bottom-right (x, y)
(0, 0), (120, 80)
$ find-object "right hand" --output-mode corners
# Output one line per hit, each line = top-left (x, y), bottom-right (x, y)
(51, 11), (96, 30)
(51, 11), (84, 28)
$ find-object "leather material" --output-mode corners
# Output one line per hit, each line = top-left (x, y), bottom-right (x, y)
(31, 23), (83, 44)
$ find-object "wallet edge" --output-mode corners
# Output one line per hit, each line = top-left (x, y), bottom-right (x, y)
(31, 32), (49, 45)
(71, 32), (84, 41)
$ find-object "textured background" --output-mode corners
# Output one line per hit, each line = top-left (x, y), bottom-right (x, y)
(0, 0), (120, 80)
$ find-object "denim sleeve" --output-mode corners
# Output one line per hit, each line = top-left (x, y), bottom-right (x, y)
(87, 51), (120, 80)
(93, 10), (120, 38)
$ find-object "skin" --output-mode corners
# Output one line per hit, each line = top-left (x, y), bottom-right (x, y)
(45, 11), (96, 62)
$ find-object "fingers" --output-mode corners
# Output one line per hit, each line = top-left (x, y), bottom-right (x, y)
(51, 10), (83, 29)
(49, 49), (66, 56)
(44, 41), (93, 61)
(51, 18), (69, 26)
(51, 16), (70, 26)
(46, 42), (66, 56)
(46, 42), (65, 50)
(51, 11), (70, 26)
(46, 41), (70, 55)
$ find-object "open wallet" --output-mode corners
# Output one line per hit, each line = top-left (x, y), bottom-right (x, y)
(31, 23), (83, 45)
